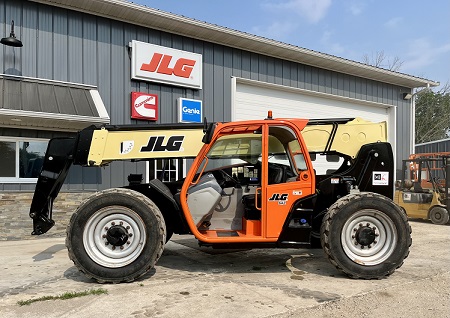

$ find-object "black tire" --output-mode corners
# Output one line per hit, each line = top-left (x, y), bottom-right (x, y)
(165, 226), (174, 243)
(66, 188), (166, 283)
(320, 192), (412, 279)
(429, 206), (450, 225)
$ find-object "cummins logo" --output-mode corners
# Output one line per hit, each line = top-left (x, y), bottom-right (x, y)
(131, 92), (158, 121)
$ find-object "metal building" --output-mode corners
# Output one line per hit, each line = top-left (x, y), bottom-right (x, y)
(0, 0), (439, 192)
(416, 139), (450, 154)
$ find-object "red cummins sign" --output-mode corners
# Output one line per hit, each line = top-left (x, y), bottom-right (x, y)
(131, 92), (158, 121)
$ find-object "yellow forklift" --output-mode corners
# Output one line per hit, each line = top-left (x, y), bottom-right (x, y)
(395, 155), (450, 224)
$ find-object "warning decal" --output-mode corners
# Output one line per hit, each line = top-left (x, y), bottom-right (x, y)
(372, 171), (389, 186)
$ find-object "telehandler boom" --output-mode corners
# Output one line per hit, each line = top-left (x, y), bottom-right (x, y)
(29, 113), (411, 282)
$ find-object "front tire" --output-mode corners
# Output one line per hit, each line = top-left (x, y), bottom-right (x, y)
(321, 192), (412, 279)
(66, 188), (166, 283)
(429, 206), (450, 225)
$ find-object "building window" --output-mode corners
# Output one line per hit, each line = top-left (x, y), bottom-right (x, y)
(148, 159), (183, 182)
(0, 138), (48, 182)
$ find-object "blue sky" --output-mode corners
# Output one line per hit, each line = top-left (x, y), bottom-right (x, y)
(132, 0), (450, 89)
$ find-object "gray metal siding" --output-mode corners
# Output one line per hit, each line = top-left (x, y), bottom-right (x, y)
(1, 0), (412, 190)
(416, 139), (450, 154)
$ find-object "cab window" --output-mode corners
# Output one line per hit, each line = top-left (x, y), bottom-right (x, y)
(268, 126), (306, 183)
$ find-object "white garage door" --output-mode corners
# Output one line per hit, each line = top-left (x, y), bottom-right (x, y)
(234, 81), (390, 123)
(232, 79), (396, 174)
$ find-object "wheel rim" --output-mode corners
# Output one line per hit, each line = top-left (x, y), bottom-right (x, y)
(433, 211), (442, 221)
(83, 206), (147, 268)
(341, 209), (397, 266)
(430, 207), (449, 224)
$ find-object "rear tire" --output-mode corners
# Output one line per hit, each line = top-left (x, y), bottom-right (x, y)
(429, 206), (450, 225)
(321, 192), (412, 279)
(66, 188), (166, 283)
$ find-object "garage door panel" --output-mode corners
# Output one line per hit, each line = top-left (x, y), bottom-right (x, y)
(235, 84), (389, 123)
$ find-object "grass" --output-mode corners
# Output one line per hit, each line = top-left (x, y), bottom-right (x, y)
(17, 288), (108, 306)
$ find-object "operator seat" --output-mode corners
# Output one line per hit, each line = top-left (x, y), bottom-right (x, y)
(242, 163), (285, 220)
(267, 163), (286, 184)
(186, 173), (222, 228)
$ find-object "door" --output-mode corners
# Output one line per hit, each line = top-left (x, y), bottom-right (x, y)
(262, 124), (314, 238)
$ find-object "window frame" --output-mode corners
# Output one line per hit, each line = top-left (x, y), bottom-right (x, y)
(0, 137), (48, 183)
(146, 158), (184, 182)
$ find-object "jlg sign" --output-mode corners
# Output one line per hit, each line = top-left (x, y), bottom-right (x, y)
(141, 53), (196, 78)
(131, 40), (202, 89)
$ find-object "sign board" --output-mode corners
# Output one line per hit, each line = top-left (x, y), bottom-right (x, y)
(131, 40), (202, 89)
(178, 98), (202, 123)
(131, 92), (158, 121)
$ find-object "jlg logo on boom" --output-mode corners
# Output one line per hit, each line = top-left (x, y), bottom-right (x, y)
(141, 136), (184, 152)
(140, 53), (196, 78)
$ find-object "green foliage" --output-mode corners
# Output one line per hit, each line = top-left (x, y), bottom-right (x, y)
(17, 288), (108, 306)
(415, 85), (450, 144)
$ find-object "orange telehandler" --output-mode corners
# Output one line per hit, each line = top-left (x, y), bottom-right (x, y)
(29, 112), (411, 282)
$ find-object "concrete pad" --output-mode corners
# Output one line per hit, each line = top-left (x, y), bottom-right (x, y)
(0, 220), (449, 317)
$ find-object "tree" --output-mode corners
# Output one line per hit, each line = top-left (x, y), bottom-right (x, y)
(415, 84), (450, 144)
(362, 51), (403, 72)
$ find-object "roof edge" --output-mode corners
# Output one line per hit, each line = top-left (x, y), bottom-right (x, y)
(29, 0), (439, 88)
(0, 74), (98, 89)
(416, 138), (450, 147)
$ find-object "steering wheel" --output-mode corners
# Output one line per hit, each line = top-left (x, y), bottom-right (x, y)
(432, 177), (445, 193)
(214, 170), (241, 188)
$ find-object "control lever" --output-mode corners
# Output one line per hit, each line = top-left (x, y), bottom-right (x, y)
(221, 188), (235, 197)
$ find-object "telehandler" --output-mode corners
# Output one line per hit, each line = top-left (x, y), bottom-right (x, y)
(29, 112), (411, 283)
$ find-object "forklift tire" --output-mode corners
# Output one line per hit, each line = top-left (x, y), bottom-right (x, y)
(66, 188), (166, 283)
(429, 206), (450, 225)
(321, 192), (412, 279)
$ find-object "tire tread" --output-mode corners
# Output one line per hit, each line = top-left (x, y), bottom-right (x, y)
(66, 188), (166, 283)
(320, 192), (412, 279)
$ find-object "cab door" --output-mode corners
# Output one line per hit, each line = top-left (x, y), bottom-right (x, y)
(262, 124), (314, 238)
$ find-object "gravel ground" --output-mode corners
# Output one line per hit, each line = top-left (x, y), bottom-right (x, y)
(279, 272), (450, 317)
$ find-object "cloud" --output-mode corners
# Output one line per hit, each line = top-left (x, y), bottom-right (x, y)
(384, 17), (403, 29)
(402, 38), (450, 76)
(346, 0), (367, 15)
(320, 30), (345, 55)
(251, 21), (299, 41)
(263, 0), (332, 23)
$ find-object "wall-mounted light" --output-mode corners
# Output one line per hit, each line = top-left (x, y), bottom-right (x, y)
(1, 20), (23, 47)
(402, 92), (413, 100)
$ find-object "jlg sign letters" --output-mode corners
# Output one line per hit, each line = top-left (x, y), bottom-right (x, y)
(131, 40), (202, 89)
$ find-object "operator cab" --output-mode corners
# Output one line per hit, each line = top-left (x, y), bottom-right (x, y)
(184, 121), (314, 241)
